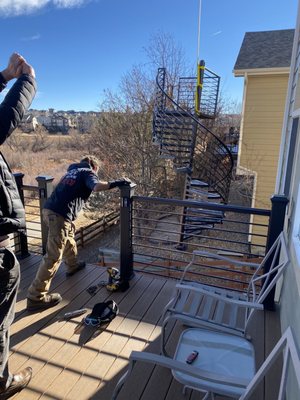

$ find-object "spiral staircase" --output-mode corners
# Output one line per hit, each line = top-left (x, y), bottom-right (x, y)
(152, 64), (234, 242)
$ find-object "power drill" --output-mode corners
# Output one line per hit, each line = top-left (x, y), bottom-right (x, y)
(106, 267), (120, 291)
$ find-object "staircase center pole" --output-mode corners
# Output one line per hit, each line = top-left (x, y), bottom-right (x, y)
(177, 120), (198, 249)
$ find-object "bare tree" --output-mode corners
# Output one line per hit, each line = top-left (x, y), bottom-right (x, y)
(31, 125), (52, 153)
(88, 32), (191, 196)
(144, 31), (190, 86)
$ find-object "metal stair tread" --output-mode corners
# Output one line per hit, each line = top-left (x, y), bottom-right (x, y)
(186, 207), (224, 217)
(190, 180), (209, 187)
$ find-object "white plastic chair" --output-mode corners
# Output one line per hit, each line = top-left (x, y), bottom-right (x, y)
(161, 232), (289, 354)
(112, 326), (300, 400)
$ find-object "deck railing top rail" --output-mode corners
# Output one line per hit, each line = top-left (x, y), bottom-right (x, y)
(132, 195), (271, 217)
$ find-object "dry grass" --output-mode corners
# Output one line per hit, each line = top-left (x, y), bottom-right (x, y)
(2, 130), (113, 225)
(2, 130), (88, 185)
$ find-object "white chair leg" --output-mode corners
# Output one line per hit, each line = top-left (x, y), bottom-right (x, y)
(182, 384), (211, 399)
(111, 360), (136, 400)
(161, 317), (169, 356)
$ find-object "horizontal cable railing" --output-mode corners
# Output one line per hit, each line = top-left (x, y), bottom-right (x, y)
(13, 175), (120, 257)
(131, 196), (271, 292)
(22, 184), (43, 255)
(75, 210), (119, 249)
(9, 233), (22, 255)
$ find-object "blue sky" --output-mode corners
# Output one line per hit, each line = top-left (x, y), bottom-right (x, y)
(0, 0), (298, 111)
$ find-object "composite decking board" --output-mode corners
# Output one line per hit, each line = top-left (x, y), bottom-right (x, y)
(66, 276), (169, 400)
(264, 309), (282, 400)
(190, 389), (206, 400)
(116, 313), (182, 399)
(139, 319), (186, 400)
(95, 278), (177, 400)
(114, 326), (173, 398)
(11, 262), (103, 343)
(17, 255), (43, 289)
(165, 380), (194, 400)
(7, 255), (276, 400)
(15, 254), (83, 311)
(38, 273), (149, 400)
(120, 299), (264, 400)
(10, 263), (106, 364)
(16, 255), (42, 293)
(10, 265), (120, 399)
(18, 253), (41, 271)
(60, 275), (157, 399)
(52, 275), (149, 400)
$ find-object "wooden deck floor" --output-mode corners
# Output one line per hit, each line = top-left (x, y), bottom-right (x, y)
(9, 254), (279, 400)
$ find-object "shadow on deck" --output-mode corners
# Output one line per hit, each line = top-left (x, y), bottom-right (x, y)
(10, 254), (280, 400)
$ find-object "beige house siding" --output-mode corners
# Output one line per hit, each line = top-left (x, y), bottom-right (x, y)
(239, 74), (289, 244)
(240, 74), (289, 207)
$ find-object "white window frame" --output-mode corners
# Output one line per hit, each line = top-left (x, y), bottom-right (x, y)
(290, 118), (300, 274)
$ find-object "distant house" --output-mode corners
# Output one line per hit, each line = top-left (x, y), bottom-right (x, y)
(75, 112), (97, 133)
(233, 29), (294, 239)
(32, 109), (99, 134)
(49, 114), (71, 133)
(35, 109), (73, 133)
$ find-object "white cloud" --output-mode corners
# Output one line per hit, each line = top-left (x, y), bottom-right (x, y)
(54, 0), (89, 8)
(0, 0), (90, 17)
(21, 33), (41, 41)
(212, 31), (222, 37)
(0, 0), (49, 16)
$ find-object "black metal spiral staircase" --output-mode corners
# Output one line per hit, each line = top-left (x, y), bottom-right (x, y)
(152, 65), (234, 242)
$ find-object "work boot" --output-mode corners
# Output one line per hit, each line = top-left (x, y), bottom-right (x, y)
(0, 367), (32, 399)
(27, 293), (62, 311)
(66, 261), (86, 277)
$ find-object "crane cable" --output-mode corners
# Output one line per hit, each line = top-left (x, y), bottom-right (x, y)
(197, 0), (202, 63)
(195, 0), (204, 114)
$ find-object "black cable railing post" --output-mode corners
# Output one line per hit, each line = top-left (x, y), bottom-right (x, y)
(14, 172), (30, 258)
(264, 194), (289, 310)
(36, 175), (54, 254)
(119, 183), (136, 282)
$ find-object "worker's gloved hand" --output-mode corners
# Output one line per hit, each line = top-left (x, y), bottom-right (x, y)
(108, 178), (131, 189)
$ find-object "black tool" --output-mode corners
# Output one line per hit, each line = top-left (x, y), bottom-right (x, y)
(186, 350), (199, 364)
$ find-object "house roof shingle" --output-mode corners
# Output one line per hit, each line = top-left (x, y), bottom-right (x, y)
(234, 29), (295, 71)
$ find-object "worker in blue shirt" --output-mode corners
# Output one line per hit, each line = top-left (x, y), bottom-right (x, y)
(27, 155), (130, 311)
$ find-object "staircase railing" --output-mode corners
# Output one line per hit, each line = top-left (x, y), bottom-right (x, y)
(177, 67), (220, 118)
(153, 67), (234, 202)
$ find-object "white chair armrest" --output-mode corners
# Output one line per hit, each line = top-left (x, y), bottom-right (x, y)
(192, 250), (260, 269)
(175, 283), (264, 309)
(180, 251), (260, 282)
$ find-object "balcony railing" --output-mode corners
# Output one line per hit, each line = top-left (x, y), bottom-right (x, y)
(130, 195), (271, 293)
(14, 175), (288, 306)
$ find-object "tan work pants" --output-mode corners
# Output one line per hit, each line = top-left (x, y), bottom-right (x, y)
(27, 209), (78, 300)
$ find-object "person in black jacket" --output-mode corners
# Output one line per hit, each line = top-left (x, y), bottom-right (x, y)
(0, 53), (36, 399)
